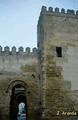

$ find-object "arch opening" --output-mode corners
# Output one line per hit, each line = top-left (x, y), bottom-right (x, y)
(9, 84), (27, 120)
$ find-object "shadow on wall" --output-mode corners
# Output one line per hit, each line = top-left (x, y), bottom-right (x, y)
(0, 110), (3, 120)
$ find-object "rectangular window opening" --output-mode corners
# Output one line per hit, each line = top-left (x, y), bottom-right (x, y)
(56, 47), (62, 57)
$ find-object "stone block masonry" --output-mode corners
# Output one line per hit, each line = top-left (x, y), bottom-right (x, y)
(37, 6), (78, 120)
(0, 6), (78, 120)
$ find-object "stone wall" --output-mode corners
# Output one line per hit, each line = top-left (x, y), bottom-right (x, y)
(0, 46), (41, 120)
(0, 46), (37, 72)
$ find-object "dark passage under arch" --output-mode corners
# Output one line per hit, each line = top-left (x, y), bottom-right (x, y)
(9, 84), (27, 120)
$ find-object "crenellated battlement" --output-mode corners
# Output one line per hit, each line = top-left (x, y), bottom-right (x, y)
(0, 46), (38, 56)
(40, 6), (78, 16)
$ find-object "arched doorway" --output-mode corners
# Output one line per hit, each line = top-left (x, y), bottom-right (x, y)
(9, 84), (27, 120)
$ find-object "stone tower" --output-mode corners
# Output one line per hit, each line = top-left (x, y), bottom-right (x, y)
(37, 6), (78, 120)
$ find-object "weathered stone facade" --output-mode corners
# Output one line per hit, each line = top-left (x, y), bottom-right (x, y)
(0, 6), (78, 120)
(37, 6), (78, 120)
(0, 47), (40, 120)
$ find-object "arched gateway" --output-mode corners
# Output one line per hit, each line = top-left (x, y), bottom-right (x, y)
(8, 80), (27, 120)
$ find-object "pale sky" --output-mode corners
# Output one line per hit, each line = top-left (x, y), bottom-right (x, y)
(0, 0), (78, 50)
